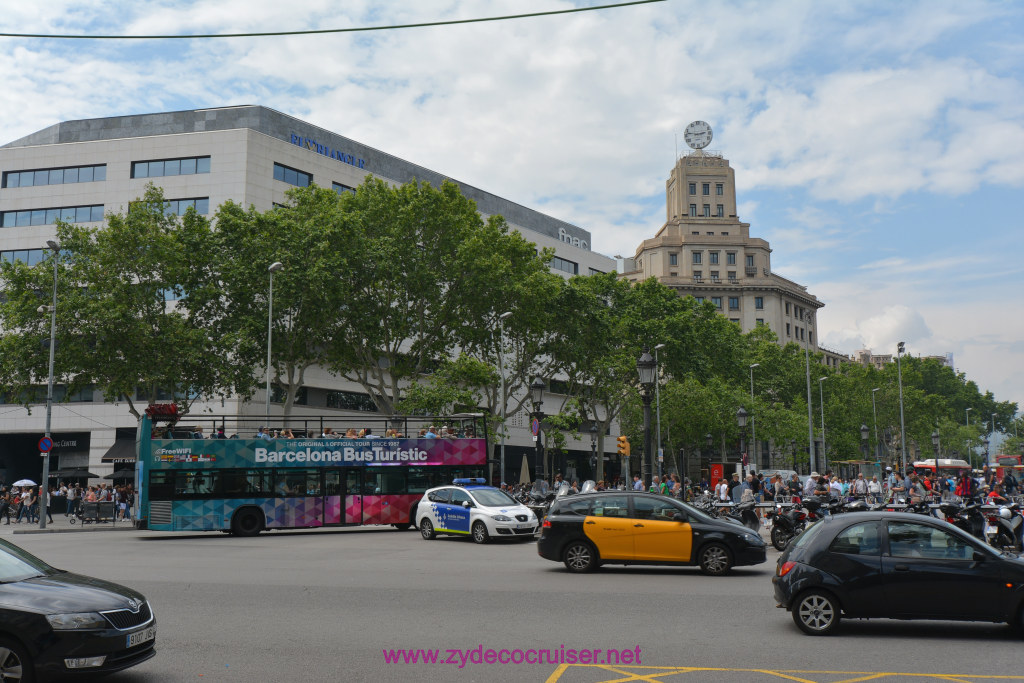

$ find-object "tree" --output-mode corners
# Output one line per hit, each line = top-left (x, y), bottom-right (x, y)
(0, 185), (249, 419)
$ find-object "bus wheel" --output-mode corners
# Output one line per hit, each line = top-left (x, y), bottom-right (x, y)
(231, 508), (264, 537)
(392, 522), (412, 531)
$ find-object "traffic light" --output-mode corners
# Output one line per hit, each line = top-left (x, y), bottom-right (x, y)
(616, 435), (631, 457)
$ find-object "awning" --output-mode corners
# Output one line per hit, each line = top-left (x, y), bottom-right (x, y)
(100, 439), (137, 463)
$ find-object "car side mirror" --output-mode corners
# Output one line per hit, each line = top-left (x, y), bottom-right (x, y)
(972, 551), (986, 562)
(673, 512), (686, 522)
(462, 501), (472, 509)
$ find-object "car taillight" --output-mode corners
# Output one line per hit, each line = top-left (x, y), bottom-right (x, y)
(778, 561), (796, 577)
(542, 519), (552, 528)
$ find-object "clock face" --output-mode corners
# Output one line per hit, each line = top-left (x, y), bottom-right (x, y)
(684, 120), (713, 149)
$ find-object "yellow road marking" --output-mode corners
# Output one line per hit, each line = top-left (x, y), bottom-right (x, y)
(544, 665), (1024, 683)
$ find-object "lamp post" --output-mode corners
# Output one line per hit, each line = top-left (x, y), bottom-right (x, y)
(966, 407), (973, 468)
(749, 363), (760, 469)
(589, 424), (598, 479)
(818, 376), (828, 472)
(497, 311), (513, 485)
(931, 429), (940, 457)
(871, 388), (880, 461)
(736, 407), (748, 478)
(636, 349), (656, 488)
(861, 423), (869, 461)
(654, 343), (665, 482)
(38, 239), (60, 529)
(802, 313), (816, 473)
(981, 435), (990, 469)
(896, 341), (908, 475)
(530, 377), (545, 484)
(265, 262), (284, 422)
(705, 432), (713, 482)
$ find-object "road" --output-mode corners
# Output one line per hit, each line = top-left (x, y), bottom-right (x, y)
(6, 525), (1024, 683)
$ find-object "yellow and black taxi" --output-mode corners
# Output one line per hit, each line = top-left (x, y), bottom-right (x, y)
(537, 491), (766, 575)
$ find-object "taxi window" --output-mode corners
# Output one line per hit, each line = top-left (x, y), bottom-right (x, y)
(633, 497), (681, 521)
(450, 490), (472, 506)
(427, 488), (451, 504)
(591, 494), (629, 518)
(887, 521), (974, 560)
(561, 499), (592, 516)
(828, 522), (881, 556)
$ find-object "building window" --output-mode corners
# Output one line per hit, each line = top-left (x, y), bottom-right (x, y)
(728, 297), (739, 310)
(755, 297), (764, 309)
(689, 204), (697, 217)
(716, 183), (723, 195)
(729, 318), (740, 324)
(709, 252), (719, 265)
(786, 323), (791, 336)
(164, 198), (210, 216)
(0, 249), (46, 265)
(716, 204), (724, 217)
(332, 182), (356, 195)
(2, 205), (103, 228)
(691, 231), (700, 235)
(702, 183), (710, 195)
(809, 332), (813, 345)
(711, 297), (722, 310)
(695, 296), (704, 303)
(746, 255), (755, 267)
(550, 256), (578, 275)
(727, 271), (736, 281)
(688, 182), (696, 194)
(692, 252), (702, 265)
(756, 318), (764, 326)
(785, 302), (791, 315)
(3, 164), (107, 188)
(727, 252), (736, 265)
(721, 231), (729, 236)
(703, 204), (711, 217)
(588, 267), (605, 275)
(669, 252), (678, 266)
(326, 390), (377, 412)
(132, 156), (210, 179)
(273, 162), (312, 187)
(710, 271), (720, 281)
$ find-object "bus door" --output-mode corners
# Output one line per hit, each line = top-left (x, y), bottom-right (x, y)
(323, 470), (343, 525)
(344, 469), (362, 525)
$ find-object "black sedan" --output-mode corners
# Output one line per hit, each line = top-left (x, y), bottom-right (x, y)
(537, 491), (766, 575)
(772, 511), (1024, 635)
(0, 538), (155, 681)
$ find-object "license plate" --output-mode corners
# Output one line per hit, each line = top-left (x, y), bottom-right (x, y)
(984, 524), (996, 537)
(517, 523), (533, 529)
(126, 626), (156, 648)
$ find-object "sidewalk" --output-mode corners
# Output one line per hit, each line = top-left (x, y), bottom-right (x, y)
(0, 507), (137, 536)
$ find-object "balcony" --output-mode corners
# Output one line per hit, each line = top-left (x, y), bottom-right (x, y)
(692, 276), (702, 283)
(745, 266), (757, 277)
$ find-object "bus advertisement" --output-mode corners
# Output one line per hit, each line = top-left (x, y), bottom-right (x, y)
(135, 413), (488, 535)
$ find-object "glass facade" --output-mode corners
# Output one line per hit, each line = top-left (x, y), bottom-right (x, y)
(1, 205), (103, 227)
(132, 157), (210, 178)
(3, 164), (106, 188)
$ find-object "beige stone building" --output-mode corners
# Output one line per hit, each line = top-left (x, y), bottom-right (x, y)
(620, 149), (824, 350)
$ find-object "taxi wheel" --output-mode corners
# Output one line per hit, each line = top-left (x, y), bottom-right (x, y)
(698, 543), (733, 576)
(472, 521), (490, 544)
(419, 518), (436, 540)
(0, 636), (34, 683)
(563, 541), (598, 573)
(793, 590), (840, 635)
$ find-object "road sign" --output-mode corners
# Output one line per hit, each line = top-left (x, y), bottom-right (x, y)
(38, 436), (53, 453)
(531, 418), (539, 436)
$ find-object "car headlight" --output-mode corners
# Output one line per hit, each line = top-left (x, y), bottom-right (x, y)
(47, 612), (108, 630)
(492, 515), (512, 522)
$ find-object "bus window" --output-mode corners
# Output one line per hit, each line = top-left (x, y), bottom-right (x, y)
(324, 471), (341, 496)
(148, 471), (175, 501)
(275, 469), (320, 497)
(345, 470), (361, 497)
(364, 468), (407, 495)
(407, 467), (434, 494)
(223, 470), (269, 497)
(177, 471), (220, 498)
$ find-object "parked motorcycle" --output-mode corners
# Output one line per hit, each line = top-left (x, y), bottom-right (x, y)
(725, 499), (759, 532)
(985, 502), (1023, 551)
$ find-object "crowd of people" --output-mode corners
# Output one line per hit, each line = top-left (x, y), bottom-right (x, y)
(0, 481), (135, 524)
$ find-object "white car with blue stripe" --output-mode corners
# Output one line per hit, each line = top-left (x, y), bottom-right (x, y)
(416, 479), (538, 543)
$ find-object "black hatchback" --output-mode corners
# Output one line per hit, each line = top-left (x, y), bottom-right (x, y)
(0, 538), (156, 681)
(772, 511), (1024, 635)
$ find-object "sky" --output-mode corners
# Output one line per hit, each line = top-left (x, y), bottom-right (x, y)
(0, 0), (1021, 412)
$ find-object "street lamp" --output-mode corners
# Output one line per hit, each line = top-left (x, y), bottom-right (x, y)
(636, 348), (656, 487)
(818, 376), (828, 472)
(801, 312), (816, 472)
(736, 406), (748, 478)
(860, 424), (869, 460)
(265, 262), (284, 421)
(589, 423), (598, 479)
(896, 341), (908, 475)
(931, 429), (940, 456)
(497, 311), (513, 485)
(966, 407), (973, 469)
(37, 239), (60, 529)
(749, 363), (760, 469)
(530, 377), (545, 484)
(654, 343), (666, 482)
(871, 388), (880, 461)
(981, 435), (990, 468)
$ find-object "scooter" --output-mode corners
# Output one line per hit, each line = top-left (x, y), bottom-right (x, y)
(986, 503), (1023, 551)
(725, 499), (760, 532)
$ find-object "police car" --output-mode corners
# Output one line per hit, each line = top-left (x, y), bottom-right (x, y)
(416, 479), (538, 543)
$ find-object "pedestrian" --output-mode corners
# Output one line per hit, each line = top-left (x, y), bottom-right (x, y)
(853, 473), (868, 499)
(867, 475), (882, 500)
(803, 472), (819, 498)
(632, 475), (643, 491)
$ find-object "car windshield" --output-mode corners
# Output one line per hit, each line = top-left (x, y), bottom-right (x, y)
(470, 489), (517, 507)
(0, 538), (56, 583)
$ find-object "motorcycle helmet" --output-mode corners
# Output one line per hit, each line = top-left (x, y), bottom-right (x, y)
(999, 506), (1012, 519)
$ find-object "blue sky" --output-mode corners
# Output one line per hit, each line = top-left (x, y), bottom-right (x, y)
(0, 0), (1021, 411)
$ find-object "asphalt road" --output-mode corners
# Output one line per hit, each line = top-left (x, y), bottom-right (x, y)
(6, 526), (1024, 683)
